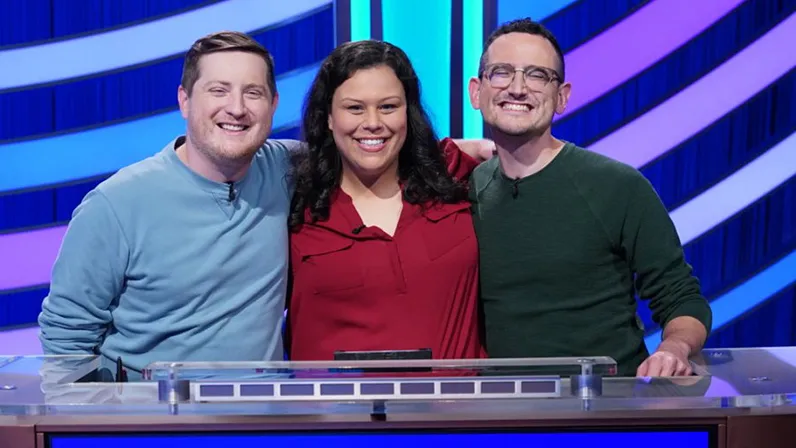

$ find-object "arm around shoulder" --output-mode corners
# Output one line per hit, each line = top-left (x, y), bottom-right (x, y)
(38, 189), (130, 355)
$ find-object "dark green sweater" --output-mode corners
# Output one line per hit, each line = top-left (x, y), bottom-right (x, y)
(469, 143), (712, 376)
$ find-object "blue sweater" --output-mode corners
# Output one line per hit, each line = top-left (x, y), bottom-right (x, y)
(38, 136), (298, 373)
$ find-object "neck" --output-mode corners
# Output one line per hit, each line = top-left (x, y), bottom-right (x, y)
(492, 128), (564, 180)
(176, 138), (250, 183)
(339, 162), (401, 200)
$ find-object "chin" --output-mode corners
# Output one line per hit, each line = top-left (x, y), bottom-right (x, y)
(491, 124), (532, 137)
(217, 141), (260, 159)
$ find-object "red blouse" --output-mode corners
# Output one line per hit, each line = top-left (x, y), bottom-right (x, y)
(286, 138), (485, 360)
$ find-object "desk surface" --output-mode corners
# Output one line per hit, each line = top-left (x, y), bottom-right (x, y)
(1, 347), (795, 419)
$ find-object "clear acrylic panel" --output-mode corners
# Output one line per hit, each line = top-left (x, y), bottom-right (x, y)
(2, 348), (796, 417)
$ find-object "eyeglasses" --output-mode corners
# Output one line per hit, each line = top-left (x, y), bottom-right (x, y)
(481, 63), (562, 90)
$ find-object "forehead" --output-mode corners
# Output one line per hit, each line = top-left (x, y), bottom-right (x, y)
(196, 51), (269, 83)
(485, 33), (559, 70)
(334, 65), (405, 99)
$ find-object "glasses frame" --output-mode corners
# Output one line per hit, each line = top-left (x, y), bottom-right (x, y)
(481, 63), (563, 90)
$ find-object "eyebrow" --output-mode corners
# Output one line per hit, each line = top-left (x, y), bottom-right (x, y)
(202, 81), (266, 91)
(340, 95), (403, 102)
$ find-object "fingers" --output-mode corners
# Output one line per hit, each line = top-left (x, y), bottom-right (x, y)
(636, 352), (692, 377)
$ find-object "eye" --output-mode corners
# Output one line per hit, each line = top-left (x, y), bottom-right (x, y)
(245, 90), (264, 99)
(490, 68), (511, 78)
(380, 104), (398, 111)
(526, 69), (551, 82)
(345, 104), (364, 113)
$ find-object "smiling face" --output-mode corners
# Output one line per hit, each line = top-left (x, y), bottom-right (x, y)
(178, 51), (278, 165)
(328, 65), (408, 182)
(469, 32), (570, 139)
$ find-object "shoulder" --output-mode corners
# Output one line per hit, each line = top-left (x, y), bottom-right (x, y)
(95, 144), (174, 201)
(562, 143), (651, 194)
(565, 143), (644, 181)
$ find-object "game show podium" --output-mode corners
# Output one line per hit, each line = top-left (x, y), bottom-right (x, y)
(2, 348), (796, 447)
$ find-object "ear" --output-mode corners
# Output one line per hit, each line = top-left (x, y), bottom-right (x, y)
(555, 81), (572, 115)
(271, 91), (280, 113)
(178, 85), (190, 119)
(467, 77), (482, 110)
(328, 112), (333, 131)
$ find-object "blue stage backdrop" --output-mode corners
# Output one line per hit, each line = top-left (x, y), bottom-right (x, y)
(0, 0), (794, 354)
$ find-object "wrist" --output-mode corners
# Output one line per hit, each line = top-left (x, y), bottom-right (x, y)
(657, 338), (691, 359)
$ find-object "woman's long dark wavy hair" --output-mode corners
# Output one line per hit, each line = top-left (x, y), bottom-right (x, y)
(288, 40), (468, 229)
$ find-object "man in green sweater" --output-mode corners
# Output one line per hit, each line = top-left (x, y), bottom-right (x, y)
(467, 18), (712, 377)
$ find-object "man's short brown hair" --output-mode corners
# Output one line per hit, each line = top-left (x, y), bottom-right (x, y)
(181, 31), (277, 97)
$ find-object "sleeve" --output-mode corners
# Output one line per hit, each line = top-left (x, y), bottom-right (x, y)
(440, 138), (479, 181)
(621, 175), (712, 334)
(38, 189), (130, 354)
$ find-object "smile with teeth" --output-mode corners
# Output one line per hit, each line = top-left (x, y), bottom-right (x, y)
(355, 137), (388, 152)
(358, 138), (385, 145)
(217, 123), (249, 132)
(500, 102), (531, 112)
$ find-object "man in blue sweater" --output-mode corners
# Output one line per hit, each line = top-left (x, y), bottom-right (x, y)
(38, 32), (299, 377)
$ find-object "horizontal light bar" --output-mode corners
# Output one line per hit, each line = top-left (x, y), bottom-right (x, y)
(0, 0), (331, 91)
(0, 64), (319, 192)
(590, 12), (796, 169)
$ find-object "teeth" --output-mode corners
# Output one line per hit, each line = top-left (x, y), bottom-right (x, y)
(358, 139), (385, 146)
(219, 123), (246, 131)
(502, 103), (530, 111)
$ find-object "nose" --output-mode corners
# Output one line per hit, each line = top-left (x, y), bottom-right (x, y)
(361, 108), (384, 132)
(224, 92), (246, 118)
(507, 71), (529, 98)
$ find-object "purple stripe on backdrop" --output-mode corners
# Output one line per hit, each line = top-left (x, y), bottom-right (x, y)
(590, 12), (796, 169)
(557, 0), (746, 120)
(0, 226), (66, 291)
(0, 327), (42, 355)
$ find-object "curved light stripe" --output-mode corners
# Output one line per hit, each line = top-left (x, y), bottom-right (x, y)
(0, 64), (319, 193)
(645, 250), (796, 352)
(558, 0), (745, 120)
(590, 12), (796, 169)
(463, 0), (745, 138)
(0, 0), (331, 91)
(671, 132), (796, 246)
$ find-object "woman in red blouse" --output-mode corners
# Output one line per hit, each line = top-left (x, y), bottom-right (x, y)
(286, 40), (485, 361)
